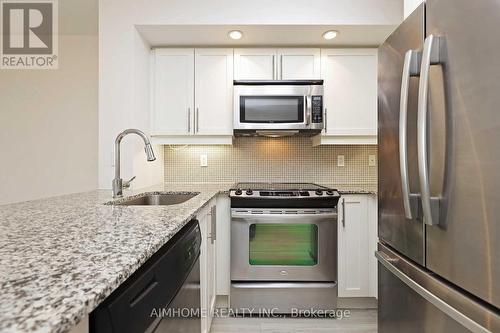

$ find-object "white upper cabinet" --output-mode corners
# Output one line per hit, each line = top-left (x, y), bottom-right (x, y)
(314, 49), (377, 145)
(234, 48), (276, 80)
(234, 48), (320, 80)
(151, 47), (376, 145)
(151, 49), (194, 135)
(278, 48), (321, 80)
(151, 48), (233, 144)
(195, 49), (233, 135)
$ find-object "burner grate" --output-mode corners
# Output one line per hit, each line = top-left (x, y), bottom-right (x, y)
(234, 182), (329, 191)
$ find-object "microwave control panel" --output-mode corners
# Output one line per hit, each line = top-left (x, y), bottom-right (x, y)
(311, 96), (323, 123)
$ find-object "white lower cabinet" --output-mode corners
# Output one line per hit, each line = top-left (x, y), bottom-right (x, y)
(337, 194), (378, 299)
(198, 201), (217, 333)
(215, 195), (231, 296)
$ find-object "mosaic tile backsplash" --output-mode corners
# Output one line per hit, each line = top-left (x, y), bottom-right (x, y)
(163, 137), (377, 185)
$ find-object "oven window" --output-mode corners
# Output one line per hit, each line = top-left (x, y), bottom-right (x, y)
(240, 96), (304, 123)
(249, 224), (318, 266)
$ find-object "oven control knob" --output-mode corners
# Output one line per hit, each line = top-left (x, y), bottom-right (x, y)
(234, 189), (242, 195)
(326, 190), (334, 196)
(315, 190), (323, 196)
(245, 189), (254, 195)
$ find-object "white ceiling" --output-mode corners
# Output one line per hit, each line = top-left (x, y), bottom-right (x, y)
(136, 24), (396, 47)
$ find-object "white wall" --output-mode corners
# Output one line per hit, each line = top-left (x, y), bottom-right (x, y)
(131, 29), (164, 188)
(404, 0), (424, 19)
(99, 0), (403, 189)
(0, 0), (98, 205)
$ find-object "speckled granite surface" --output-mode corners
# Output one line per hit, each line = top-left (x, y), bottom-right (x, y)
(0, 181), (375, 333)
(329, 184), (377, 195)
(0, 183), (231, 333)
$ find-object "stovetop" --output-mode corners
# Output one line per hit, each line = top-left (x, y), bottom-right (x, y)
(230, 182), (340, 208)
(233, 182), (330, 191)
(229, 183), (340, 207)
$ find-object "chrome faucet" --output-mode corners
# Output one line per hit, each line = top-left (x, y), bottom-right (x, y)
(112, 129), (156, 198)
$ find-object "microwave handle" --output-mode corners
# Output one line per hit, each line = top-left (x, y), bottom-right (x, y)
(305, 96), (312, 125)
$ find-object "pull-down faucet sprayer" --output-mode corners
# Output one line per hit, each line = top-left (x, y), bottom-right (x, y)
(112, 129), (156, 198)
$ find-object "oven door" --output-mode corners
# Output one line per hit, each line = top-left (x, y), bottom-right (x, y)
(234, 85), (311, 130)
(231, 209), (337, 281)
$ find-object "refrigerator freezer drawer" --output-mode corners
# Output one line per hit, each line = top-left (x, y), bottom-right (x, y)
(377, 244), (500, 333)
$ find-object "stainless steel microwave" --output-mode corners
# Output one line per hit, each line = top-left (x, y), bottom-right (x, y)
(233, 80), (324, 137)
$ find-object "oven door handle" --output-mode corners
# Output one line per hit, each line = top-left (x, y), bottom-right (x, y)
(231, 211), (337, 222)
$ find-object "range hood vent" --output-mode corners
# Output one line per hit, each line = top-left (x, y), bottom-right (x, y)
(234, 129), (321, 137)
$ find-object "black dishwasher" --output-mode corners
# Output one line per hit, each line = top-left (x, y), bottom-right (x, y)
(90, 220), (202, 333)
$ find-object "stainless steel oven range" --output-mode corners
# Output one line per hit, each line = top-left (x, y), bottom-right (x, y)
(230, 183), (340, 313)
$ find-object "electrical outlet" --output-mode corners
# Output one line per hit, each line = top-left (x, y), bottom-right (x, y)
(200, 154), (208, 167)
(337, 155), (345, 167)
(369, 155), (376, 167)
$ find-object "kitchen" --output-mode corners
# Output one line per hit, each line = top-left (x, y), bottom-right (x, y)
(0, 0), (499, 333)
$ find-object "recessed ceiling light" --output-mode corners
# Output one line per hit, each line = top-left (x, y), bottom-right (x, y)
(322, 30), (338, 40)
(228, 30), (243, 40)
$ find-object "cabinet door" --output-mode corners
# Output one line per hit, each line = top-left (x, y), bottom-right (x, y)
(338, 195), (370, 297)
(195, 49), (233, 135)
(207, 206), (217, 325)
(152, 49), (194, 135)
(234, 49), (277, 80)
(367, 194), (378, 298)
(321, 49), (377, 137)
(215, 195), (231, 295)
(199, 204), (217, 333)
(198, 208), (209, 333)
(278, 48), (321, 79)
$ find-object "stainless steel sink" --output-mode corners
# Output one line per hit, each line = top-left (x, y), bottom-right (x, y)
(112, 192), (198, 206)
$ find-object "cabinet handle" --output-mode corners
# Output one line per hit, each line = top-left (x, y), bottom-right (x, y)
(273, 55), (278, 80)
(280, 54), (283, 80)
(342, 198), (346, 228)
(195, 108), (199, 133)
(210, 206), (216, 244)
(187, 108), (191, 133)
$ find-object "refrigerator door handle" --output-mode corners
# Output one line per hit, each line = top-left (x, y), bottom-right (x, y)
(376, 251), (492, 333)
(400, 50), (421, 219)
(417, 34), (443, 226)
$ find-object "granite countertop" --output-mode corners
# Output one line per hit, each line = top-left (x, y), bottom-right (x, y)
(0, 181), (375, 333)
(0, 183), (231, 333)
(331, 185), (377, 195)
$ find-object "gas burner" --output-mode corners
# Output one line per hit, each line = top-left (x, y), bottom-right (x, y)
(233, 182), (329, 191)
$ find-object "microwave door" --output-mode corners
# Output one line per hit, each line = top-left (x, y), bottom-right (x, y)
(237, 95), (307, 130)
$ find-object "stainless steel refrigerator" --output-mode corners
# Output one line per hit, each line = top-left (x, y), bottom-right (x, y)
(377, 0), (500, 332)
